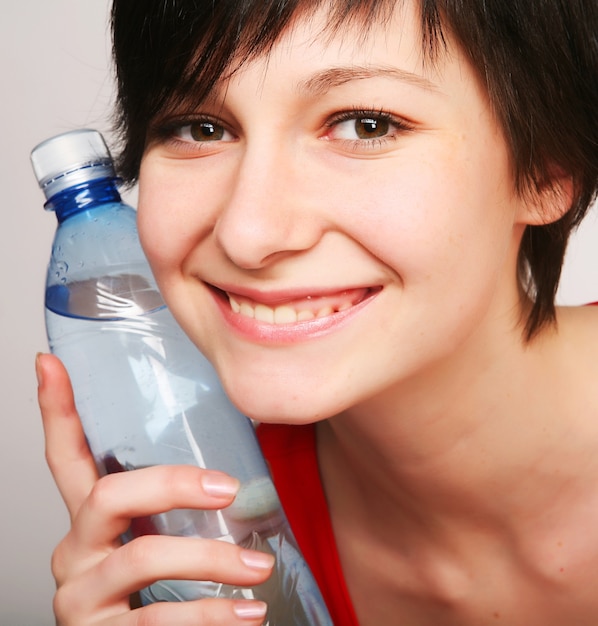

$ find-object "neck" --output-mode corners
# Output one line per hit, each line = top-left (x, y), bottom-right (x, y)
(317, 317), (586, 540)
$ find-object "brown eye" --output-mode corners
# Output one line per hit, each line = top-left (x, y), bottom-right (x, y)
(328, 111), (406, 145)
(171, 119), (234, 145)
(354, 117), (390, 139)
(190, 122), (225, 141)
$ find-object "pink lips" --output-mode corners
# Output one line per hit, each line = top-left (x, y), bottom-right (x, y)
(210, 285), (381, 344)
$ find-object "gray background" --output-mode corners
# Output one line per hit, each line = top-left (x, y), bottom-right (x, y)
(1, 2), (596, 624)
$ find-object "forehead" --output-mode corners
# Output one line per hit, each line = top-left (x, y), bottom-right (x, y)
(163, 0), (444, 113)
(229, 0), (423, 71)
(199, 0), (449, 105)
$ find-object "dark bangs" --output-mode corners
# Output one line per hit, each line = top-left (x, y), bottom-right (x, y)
(111, 0), (444, 183)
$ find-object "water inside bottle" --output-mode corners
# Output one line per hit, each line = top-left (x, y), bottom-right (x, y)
(45, 278), (332, 621)
(45, 273), (165, 320)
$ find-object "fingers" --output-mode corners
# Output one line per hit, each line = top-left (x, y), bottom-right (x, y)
(132, 600), (269, 625)
(55, 598), (268, 626)
(51, 462), (269, 607)
(69, 464), (240, 554)
(57, 535), (274, 613)
(53, 533), (273, 625)
(36, 353), (99, 521)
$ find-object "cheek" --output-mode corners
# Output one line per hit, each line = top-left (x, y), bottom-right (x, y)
(330, 140), (517, 307)
(137, 158), (208, 277)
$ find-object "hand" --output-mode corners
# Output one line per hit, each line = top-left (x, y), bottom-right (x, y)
(36, 353), (273, 625)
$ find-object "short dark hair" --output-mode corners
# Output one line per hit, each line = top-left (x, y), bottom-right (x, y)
(110, 0), (598, 338)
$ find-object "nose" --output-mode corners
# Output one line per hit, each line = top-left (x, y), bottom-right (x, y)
(213, 143), (325, 270)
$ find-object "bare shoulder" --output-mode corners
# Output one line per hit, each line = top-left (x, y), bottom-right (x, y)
(553, 304), (598, 400)
(556, 303), (598, 352)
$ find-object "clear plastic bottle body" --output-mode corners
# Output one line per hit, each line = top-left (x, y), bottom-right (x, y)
(43, 185), (332, 623)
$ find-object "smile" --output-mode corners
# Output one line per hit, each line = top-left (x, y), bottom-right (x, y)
(226, 288), (377, 325)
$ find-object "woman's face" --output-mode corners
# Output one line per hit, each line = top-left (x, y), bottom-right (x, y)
(138, 3), (533, 423)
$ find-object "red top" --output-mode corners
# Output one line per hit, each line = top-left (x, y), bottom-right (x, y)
(257, 422), (360, 625)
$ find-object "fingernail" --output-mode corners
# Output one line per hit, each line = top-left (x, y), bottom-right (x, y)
(233, 600), (268, 620)
(201, 472), (240, 498)
(35, 353), (44, 387)
(239, 549), (275, 570)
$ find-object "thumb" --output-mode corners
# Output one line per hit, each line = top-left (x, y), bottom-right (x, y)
(36, 353), (99, 521)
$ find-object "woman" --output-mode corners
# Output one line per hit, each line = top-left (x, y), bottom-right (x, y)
(36, 0), (598, 623)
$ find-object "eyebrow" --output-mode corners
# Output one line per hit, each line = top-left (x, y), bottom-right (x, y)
(296, 65), (442, 96)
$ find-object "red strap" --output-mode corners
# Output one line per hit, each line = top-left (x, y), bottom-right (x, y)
(257, 423), (359, 625)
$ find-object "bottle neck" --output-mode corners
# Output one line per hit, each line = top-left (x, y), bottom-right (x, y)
(46, 177), (122, 223)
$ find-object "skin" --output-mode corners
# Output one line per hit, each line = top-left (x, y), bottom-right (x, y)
(37, 2), (598, 624)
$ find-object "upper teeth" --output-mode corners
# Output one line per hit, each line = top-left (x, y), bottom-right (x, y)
(228, 294), (353, 324)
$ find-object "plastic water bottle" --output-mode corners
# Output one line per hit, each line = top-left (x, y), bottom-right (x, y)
(31, 129), (332, 624)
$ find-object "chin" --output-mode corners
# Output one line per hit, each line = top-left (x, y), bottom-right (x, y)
(222, 381), (333, 426)
(235, 398), (330, 426)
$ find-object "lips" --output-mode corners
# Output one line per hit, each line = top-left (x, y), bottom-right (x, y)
(207, 284), (381, 342)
